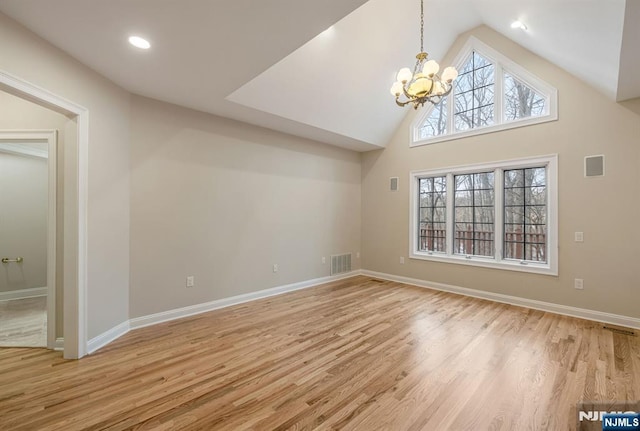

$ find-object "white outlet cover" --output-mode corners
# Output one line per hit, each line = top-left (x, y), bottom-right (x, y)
(574, 232), (584, 242)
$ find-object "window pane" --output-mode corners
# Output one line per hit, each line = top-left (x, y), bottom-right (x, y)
(420, 193), (433, 208)
(455, 190), (473, 204)
(473, 85), (495, 109)
(504, 169), (523, 187)
(454, 171), (495, 257)
(505, 207), (524, 224)
(474, 105), (494, 128)
(504, 72), (546, 121)
(526, 187), (546, 206)
(503, 167), (547, 262)
(418, 176), (447, 253)
(456, 71), (473, 93)
(454, 112), (472, 132)
(455, 90), (473, 114)
(474, 65), (495, 90)
(455, 175), (473, 191)
(473, 52), (491, 68)
(419, 98), (448, 139)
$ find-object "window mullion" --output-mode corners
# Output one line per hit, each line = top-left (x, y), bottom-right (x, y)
(494, 168), (504, 262)
(446, 173), (454, 256)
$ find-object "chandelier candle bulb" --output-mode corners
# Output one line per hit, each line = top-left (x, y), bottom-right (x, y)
(422, 60), (439, 77)
(390, 81), (404, 96)
(397, 68), (413, 83)
(391, 0), (458, 109)
(442, 66), (458, 83)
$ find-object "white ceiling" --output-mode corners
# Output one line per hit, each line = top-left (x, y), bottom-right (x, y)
(0, 0), (636, 152)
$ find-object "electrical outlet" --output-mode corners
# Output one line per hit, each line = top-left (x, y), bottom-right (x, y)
(400, 256), (405, 264)
(322, 257), (326, 264)
(575, 232), (584, 242)
(273, 264), (278, 273)
(574, 278), (583, 290)
(356, 252), (360, 258)
(186, 276), (195, 288)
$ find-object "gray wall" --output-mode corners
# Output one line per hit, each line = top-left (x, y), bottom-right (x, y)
(129, 96), (361, 317)
(361, 26), (640, 319)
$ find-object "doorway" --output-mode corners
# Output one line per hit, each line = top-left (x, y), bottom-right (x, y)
(0, 131), (57, 348)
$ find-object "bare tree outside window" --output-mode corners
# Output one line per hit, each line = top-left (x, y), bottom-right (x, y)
(504, 73), (546, 121)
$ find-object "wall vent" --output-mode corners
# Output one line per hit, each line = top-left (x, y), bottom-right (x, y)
(390, 177), (399, 191)
(585, 155), (605, 177)
(331, 253), (352, 275)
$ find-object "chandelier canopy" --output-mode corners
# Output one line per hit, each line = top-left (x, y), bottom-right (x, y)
(390, 0), (459, 109)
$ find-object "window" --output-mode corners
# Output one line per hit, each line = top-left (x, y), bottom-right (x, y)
(409, 155), (558, 275)
(418, 176), (446, 252)
(454, 52), (495, 132)
(411, 37), (558, 146)
(454, 172), (495, 257)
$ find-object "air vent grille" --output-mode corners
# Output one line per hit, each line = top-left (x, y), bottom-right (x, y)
(331, 253), (352, 275)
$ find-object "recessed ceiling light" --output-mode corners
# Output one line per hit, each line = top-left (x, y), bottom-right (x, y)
(128, 36), (151, 49)
(320, 26), (335, 37)
(510, 20), (528, 31)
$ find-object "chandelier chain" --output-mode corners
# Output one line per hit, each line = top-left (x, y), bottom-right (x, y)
(420, 0), (424, 52)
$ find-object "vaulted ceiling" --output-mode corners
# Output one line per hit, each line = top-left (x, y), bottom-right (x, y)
(0, 0), (638, 152)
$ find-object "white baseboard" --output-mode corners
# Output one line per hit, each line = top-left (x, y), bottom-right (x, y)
(54, 337), (64, 351)
(87, 320), (130, 354)
(129, 270), (361, 330)
(85, 271), (362, 354)
(0, 287), (47, 301)
(362, 270), (640, 330)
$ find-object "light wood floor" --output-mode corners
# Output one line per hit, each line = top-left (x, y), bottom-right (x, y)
(0, 276), (638, 430)
(0, 296), (46, 348)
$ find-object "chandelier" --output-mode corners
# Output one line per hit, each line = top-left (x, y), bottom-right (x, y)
(390, 0), (459, 109)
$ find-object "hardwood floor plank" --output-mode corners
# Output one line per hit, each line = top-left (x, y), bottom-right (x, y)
(0, 275), (638, 430)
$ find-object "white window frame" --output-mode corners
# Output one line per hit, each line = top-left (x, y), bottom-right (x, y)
(411, 37), (558, 147)
(409, 155), (558, 276)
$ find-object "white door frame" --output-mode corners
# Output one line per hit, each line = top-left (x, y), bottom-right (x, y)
(0, 70), (88, 359)
(0, 130), (57, 349)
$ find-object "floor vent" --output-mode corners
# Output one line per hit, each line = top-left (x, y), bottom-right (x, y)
(603, 325), (636, 336)
(331, 253), (352, 276)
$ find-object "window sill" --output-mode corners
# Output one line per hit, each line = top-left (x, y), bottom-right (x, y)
(410, 251), (558, 276)
(411, 113), (558, 147)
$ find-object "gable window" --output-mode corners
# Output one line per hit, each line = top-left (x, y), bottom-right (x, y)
(410, 155), (558, 275)
(411, 37), (557, 146)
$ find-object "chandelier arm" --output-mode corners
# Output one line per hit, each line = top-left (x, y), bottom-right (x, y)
(396, 98), (412, 107)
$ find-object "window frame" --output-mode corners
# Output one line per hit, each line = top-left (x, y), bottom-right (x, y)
(411, 37), (558, 147)
(409, 155), (558, 276)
